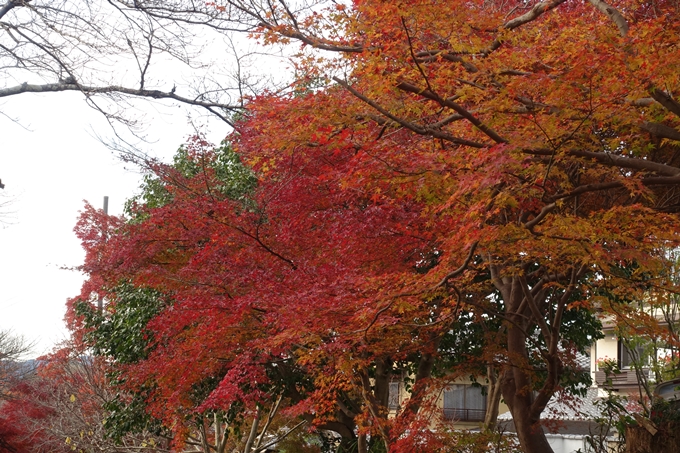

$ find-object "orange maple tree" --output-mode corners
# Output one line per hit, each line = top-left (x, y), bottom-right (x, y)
(232, 0), (680, 450)
(68, 0), (680, 452)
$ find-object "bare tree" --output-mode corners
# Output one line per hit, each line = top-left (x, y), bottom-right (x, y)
(0, 0), (283, 131)
(0, 330), (32, 398)
(0, 189), (15, 226)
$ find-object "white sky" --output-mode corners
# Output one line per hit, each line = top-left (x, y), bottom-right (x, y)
(0, 92), (227, 357)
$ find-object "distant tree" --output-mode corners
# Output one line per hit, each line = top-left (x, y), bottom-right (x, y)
(0, 330), (32, 453)
(0, 330), (32, 398)
(0, 344), (168, 453)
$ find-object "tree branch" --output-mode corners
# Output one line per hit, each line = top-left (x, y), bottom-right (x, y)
(484, 0), (569, 55)
(433, 241), (479, 288)
(333, 77), (487, 148)
(524, 202), (556, 230)
(0, 81), (241, 126)
(641, 122), (680, 141)
(257, 22), (362, 53)
(551, 175), (680, 201)
(649, 87), (680, 119)
(395, 80), (508, 144)
(524, 148), (680, 176)
(518, 276), (552, 347)
(0, 0), (21, 20)
(586, 0), (629, 36)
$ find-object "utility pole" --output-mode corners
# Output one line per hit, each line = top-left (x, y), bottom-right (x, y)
(98, 196), (109, 314)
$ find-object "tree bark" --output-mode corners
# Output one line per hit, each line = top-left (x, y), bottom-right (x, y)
(357, 434), (368, 453)
(483, 364), (503, 432)
(243, 407), (262, 453)
(627, 421), (680, 453)
(500, 368), (555, 453)
(493, 274), (556, 453)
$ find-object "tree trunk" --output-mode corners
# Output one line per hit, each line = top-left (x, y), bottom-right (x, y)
(495, 275), (556, 453)
(627, 421), (680, 453)
(243, 407), (261, 453)
(514, 416), (554, 453)
(483, 364), (503, 432)
(500, 332), (556, 453)
(357, 434), (367, 453)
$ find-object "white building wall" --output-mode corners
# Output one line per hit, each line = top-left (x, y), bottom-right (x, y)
(592, 332), (618, 382)
(545, 434), (587, 453)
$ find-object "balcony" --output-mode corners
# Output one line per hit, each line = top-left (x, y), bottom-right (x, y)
(443, 408), (486, 422)
(594, 368), (650, 388)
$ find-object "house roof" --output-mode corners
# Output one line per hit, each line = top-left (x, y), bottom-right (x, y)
(497, 387), (603, 422)
(575, 353), (591, 371)
(496, 388), (615, 437)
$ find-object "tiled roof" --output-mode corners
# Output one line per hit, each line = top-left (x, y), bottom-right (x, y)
(498, 387), (604, 422)
(575, 352), (591, 371)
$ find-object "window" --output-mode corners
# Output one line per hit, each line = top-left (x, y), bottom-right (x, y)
(443, 385), (486, 422)
(618, 340), (646, 369)
(388, 381), (400, 410)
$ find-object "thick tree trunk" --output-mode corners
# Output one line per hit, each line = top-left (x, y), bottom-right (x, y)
(494, 274), (556, 453)
(501, 368), (555, 453)
(514, 417), (554, 453)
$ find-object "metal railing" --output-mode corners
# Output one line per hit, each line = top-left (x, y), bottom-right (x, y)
(443, 408), (486, 422)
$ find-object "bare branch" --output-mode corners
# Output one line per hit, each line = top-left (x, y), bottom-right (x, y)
(0, 81), (240, 125)
(0, 0), (21, 20)
(586, 0), (629, 36)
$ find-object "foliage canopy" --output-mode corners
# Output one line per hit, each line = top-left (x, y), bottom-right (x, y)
(68, 0), (680, 452)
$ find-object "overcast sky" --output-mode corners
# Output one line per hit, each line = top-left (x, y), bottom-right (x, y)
(0, 91), (227, 357)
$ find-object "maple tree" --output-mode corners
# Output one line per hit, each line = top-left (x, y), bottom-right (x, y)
(230, 0), (680, 450)
(67, 0), (680, 452)
(71, 142), (324, 453)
